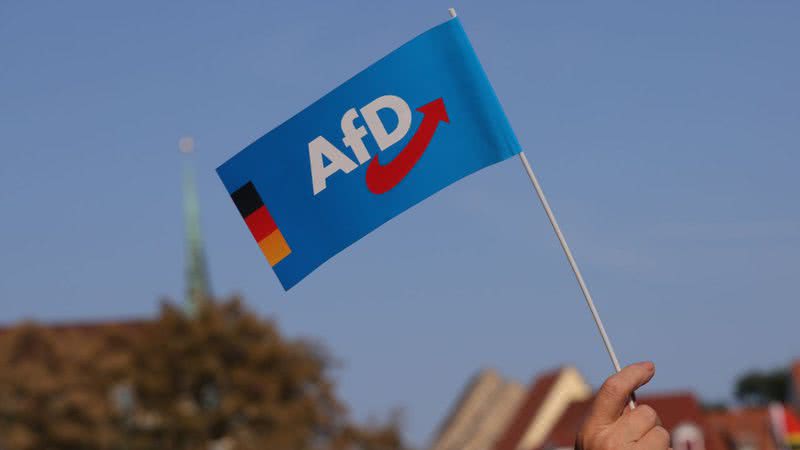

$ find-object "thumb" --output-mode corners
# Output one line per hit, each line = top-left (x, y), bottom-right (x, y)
(587, 362), (655, 426)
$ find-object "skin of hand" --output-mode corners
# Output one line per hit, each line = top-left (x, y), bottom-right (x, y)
(576, 362), (672, 450)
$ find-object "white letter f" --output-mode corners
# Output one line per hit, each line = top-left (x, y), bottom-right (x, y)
(341, 108), (371, 165)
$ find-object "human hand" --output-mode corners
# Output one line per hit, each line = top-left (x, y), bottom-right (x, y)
(576, 362), (670, 450)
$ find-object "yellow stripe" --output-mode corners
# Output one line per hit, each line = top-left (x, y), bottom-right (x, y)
(258, 229), (291, 266)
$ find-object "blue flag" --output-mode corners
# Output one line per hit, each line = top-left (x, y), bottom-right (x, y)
(217, 17), (521, 290)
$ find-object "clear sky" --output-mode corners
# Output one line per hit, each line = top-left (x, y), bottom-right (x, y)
(2, 1), (799, 446)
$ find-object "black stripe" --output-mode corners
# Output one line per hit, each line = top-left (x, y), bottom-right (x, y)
(230, 182), (263, 217)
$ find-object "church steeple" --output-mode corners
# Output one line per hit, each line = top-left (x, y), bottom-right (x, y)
(180, 136), (212, 315)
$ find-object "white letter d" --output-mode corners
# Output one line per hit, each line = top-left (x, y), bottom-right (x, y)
(360, 95), (412, 151)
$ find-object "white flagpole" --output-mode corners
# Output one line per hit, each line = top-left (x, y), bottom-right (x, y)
(447, 7), (635, 409)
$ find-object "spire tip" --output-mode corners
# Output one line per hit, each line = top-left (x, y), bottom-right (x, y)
(179, 136), (195, 154)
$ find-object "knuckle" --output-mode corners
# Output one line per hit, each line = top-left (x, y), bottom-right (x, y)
(653, 426), (671, 445)
(636, 405), (658, 425)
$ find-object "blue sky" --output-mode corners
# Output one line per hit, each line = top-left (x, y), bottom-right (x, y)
(2, 1), (799, 446)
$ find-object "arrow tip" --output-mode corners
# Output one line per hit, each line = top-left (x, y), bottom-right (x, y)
(417, 97), (449, 123)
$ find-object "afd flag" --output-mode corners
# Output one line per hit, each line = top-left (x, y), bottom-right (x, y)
(217, 17), (521, 290)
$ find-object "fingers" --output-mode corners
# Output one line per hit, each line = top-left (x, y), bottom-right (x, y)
(617, 405), (659, 442)
(634, 426), (670, 450)
(577, 362), (663, 450)
(589, 362), (655, 426)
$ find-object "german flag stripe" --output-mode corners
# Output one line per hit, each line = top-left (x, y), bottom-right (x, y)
(259, 229), (291, 266)
(245, 206), (277, 242)
(230, 181), (291, 266)
(231, 182), (263, 218)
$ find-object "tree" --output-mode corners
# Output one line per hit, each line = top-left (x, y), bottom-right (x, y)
(0, 298), (408, 450)
(734, 367), (790, 406)
(0, 322), (127, 450)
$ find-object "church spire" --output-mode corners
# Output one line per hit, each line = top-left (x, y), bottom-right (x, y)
(180, 136), (212, 315)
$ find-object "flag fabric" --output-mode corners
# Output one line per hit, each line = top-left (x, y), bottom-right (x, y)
(217, 17), (521, 290)
(784, 407), (800, 449)
(770, 404), (800, 450)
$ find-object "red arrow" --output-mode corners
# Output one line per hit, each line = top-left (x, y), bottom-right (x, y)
(365, 97), (449, 194)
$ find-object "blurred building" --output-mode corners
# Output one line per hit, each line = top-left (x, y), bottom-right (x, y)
(429, 369), (526, 450)
(492, 367), (591, 450)
(431, 362), (800, 450)
(707, 407), (777, 450)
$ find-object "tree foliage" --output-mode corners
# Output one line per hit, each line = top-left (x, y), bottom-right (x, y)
(0, 321), (131, 449)
(734, 367), (790, 406)
(0, 298), (406, 450)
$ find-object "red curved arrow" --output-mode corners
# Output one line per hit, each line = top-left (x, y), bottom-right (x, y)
(365, 97), (449, 194)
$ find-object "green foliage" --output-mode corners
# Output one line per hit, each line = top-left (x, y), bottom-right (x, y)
(700, 401), (728, 412)
(734, 367), (790, 406)
(0, 298), (407, 450)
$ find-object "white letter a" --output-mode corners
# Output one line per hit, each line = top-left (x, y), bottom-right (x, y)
(309, 136), (358, 195)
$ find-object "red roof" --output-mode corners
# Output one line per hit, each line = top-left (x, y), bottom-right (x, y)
(492, 369), (562, 450)
(541, 398), (592, 449)
(706, 407), (776, 450)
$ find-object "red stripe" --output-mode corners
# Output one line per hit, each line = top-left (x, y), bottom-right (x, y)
(787, 408), (800, 432)
(245, 205), (277, 242)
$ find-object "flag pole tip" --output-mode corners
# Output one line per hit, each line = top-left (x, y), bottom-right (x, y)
(448, 8), (457, 18)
